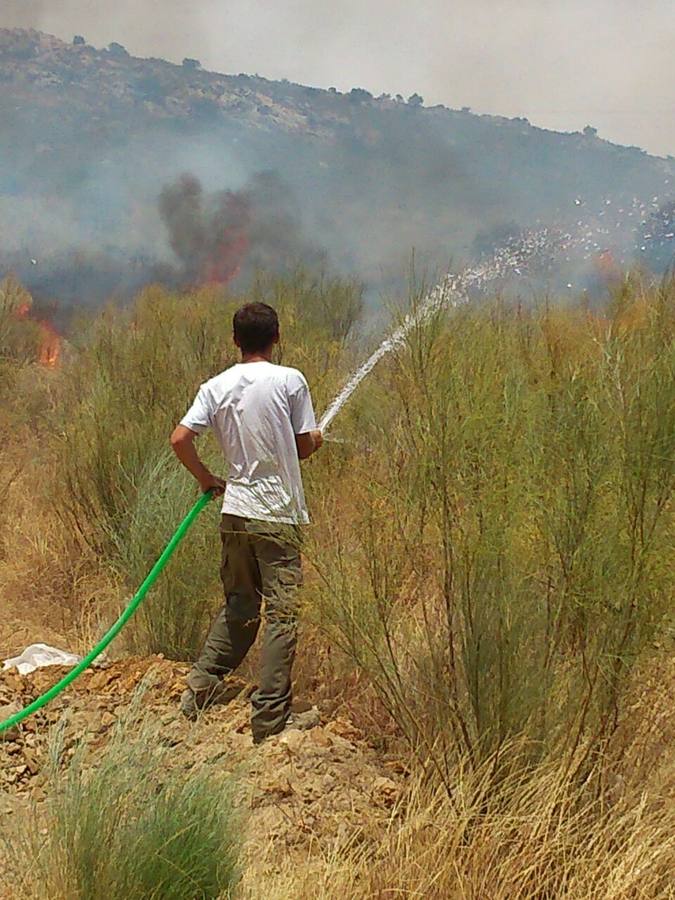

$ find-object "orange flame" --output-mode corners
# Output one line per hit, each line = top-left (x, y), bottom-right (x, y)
(37, 320), (61, 368)
(13, 301), (62, 368)
(594, 249), (621, 284)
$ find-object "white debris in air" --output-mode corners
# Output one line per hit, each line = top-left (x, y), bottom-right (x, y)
(318, 179), (675, 432)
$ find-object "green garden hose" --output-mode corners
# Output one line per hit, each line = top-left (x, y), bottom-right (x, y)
(0, 489), (214, 735)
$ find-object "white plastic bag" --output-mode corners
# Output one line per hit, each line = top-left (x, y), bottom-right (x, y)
(2, 643), (82, 676)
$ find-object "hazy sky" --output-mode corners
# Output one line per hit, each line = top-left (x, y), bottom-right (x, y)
(2, 1), (674, 156)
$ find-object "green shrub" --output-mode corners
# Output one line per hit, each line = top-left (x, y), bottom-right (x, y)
(4, 702), (241, 899)
(110, 450), (223, 659)
(308, 279), (674, 780)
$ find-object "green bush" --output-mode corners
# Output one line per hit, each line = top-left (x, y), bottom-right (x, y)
(4, 702), (241, 900)
(308, 279), (674, 780)
(110, 450), (223, 659)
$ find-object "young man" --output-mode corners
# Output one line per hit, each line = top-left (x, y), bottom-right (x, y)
(170, 302), (323, 743)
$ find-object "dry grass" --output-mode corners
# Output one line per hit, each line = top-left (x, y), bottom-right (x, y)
(243, 740), (674, 899)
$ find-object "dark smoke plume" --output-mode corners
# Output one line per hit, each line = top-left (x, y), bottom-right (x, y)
(159, 171), (324, 286)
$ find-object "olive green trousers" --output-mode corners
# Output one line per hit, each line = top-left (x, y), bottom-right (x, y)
(187, 514), (302, 743)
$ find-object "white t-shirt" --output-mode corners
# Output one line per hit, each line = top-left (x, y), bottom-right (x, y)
(180, 361), (316, 524)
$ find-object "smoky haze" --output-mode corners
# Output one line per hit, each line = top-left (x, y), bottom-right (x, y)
(1, 0), (674, 157)
(1, 8), (674, 312)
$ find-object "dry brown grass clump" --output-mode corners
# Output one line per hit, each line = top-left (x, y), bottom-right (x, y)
(251, 744), (674, 899)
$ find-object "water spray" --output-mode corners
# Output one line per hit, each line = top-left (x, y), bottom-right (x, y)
(319, 195), (675, 433)
(319, 227), (555, 431)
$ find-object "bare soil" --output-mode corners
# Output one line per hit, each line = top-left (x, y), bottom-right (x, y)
(0, 656), (404, 887)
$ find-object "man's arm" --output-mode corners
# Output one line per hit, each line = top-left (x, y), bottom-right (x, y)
(295, 429), (324, 460)
(288, 371), (322, 460)
(170, 425), (225, 496)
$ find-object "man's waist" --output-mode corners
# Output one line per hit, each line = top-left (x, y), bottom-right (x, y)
(222, 482), (308, 524)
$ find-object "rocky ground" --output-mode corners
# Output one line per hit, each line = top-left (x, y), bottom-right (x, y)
(0, 656), (404, 894)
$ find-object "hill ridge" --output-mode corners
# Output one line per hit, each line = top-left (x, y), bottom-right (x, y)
(1, 26), (673, 304)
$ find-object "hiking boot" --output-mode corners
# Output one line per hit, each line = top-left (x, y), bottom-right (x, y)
(253, 705), (320, 744)
(180, 689), (202, 722)
(286, 707), (321, 732)
(180, 680), (246, 721)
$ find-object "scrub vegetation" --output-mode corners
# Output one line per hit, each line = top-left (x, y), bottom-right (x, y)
(0, 270), (673, 897)
(1, 698), (240, 900)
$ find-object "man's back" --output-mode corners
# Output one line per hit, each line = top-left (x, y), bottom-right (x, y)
(172, 301), (322, 742)
(180, 361), (316, 524)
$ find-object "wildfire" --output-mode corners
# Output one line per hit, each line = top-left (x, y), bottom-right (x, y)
(159, 175), (257, 289)
(38, 320), (61, 368)
(201, 232), (250, 285)
(595, 249), (621, 282)
(199, 193), (251, 286)
(14, 299), (62, 368)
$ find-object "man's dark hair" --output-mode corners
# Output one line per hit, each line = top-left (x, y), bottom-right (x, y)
(233, 302), (279, 354)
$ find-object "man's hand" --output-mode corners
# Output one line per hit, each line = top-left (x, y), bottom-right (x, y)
(171, 425), (225, 498)
(296, 429), (323, 460)
(199, 472), (226, 498)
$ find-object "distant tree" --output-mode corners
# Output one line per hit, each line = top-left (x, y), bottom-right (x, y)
(461, 105), (471, 113)
(72, 35), (86, 46)
(394, 94), (404, 103)
(182, 57), (201, 70)
(583, 125), (598, 138)
(349, 87), (373, 103)
(108, 42), (129, 58)
(407, 93), (424, 107)
(328, 86), (337, 93)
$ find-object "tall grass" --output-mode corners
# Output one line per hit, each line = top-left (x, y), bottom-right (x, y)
(308, 277), (674, 780)
(46, 278), (355, 657)
(0, 269), (672, 896)
(1, 699), (241, 900)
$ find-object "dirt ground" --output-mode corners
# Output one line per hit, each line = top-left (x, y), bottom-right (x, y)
(0, 656), (404, 894)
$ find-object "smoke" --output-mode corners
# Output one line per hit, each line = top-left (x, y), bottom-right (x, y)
(0, 2), (46, 26)
(159, 171), (324, 286)
(0, 168), (324, 309)
(159, 175), (249, 285)
(0, 25), (673, 314)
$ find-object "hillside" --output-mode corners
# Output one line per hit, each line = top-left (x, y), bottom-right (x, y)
(1, 27), (674, 306)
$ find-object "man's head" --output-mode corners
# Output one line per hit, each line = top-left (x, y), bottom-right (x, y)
(233, 302), (280, 356)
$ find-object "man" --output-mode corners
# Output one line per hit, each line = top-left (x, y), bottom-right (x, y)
(170, 302), (323, 743)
